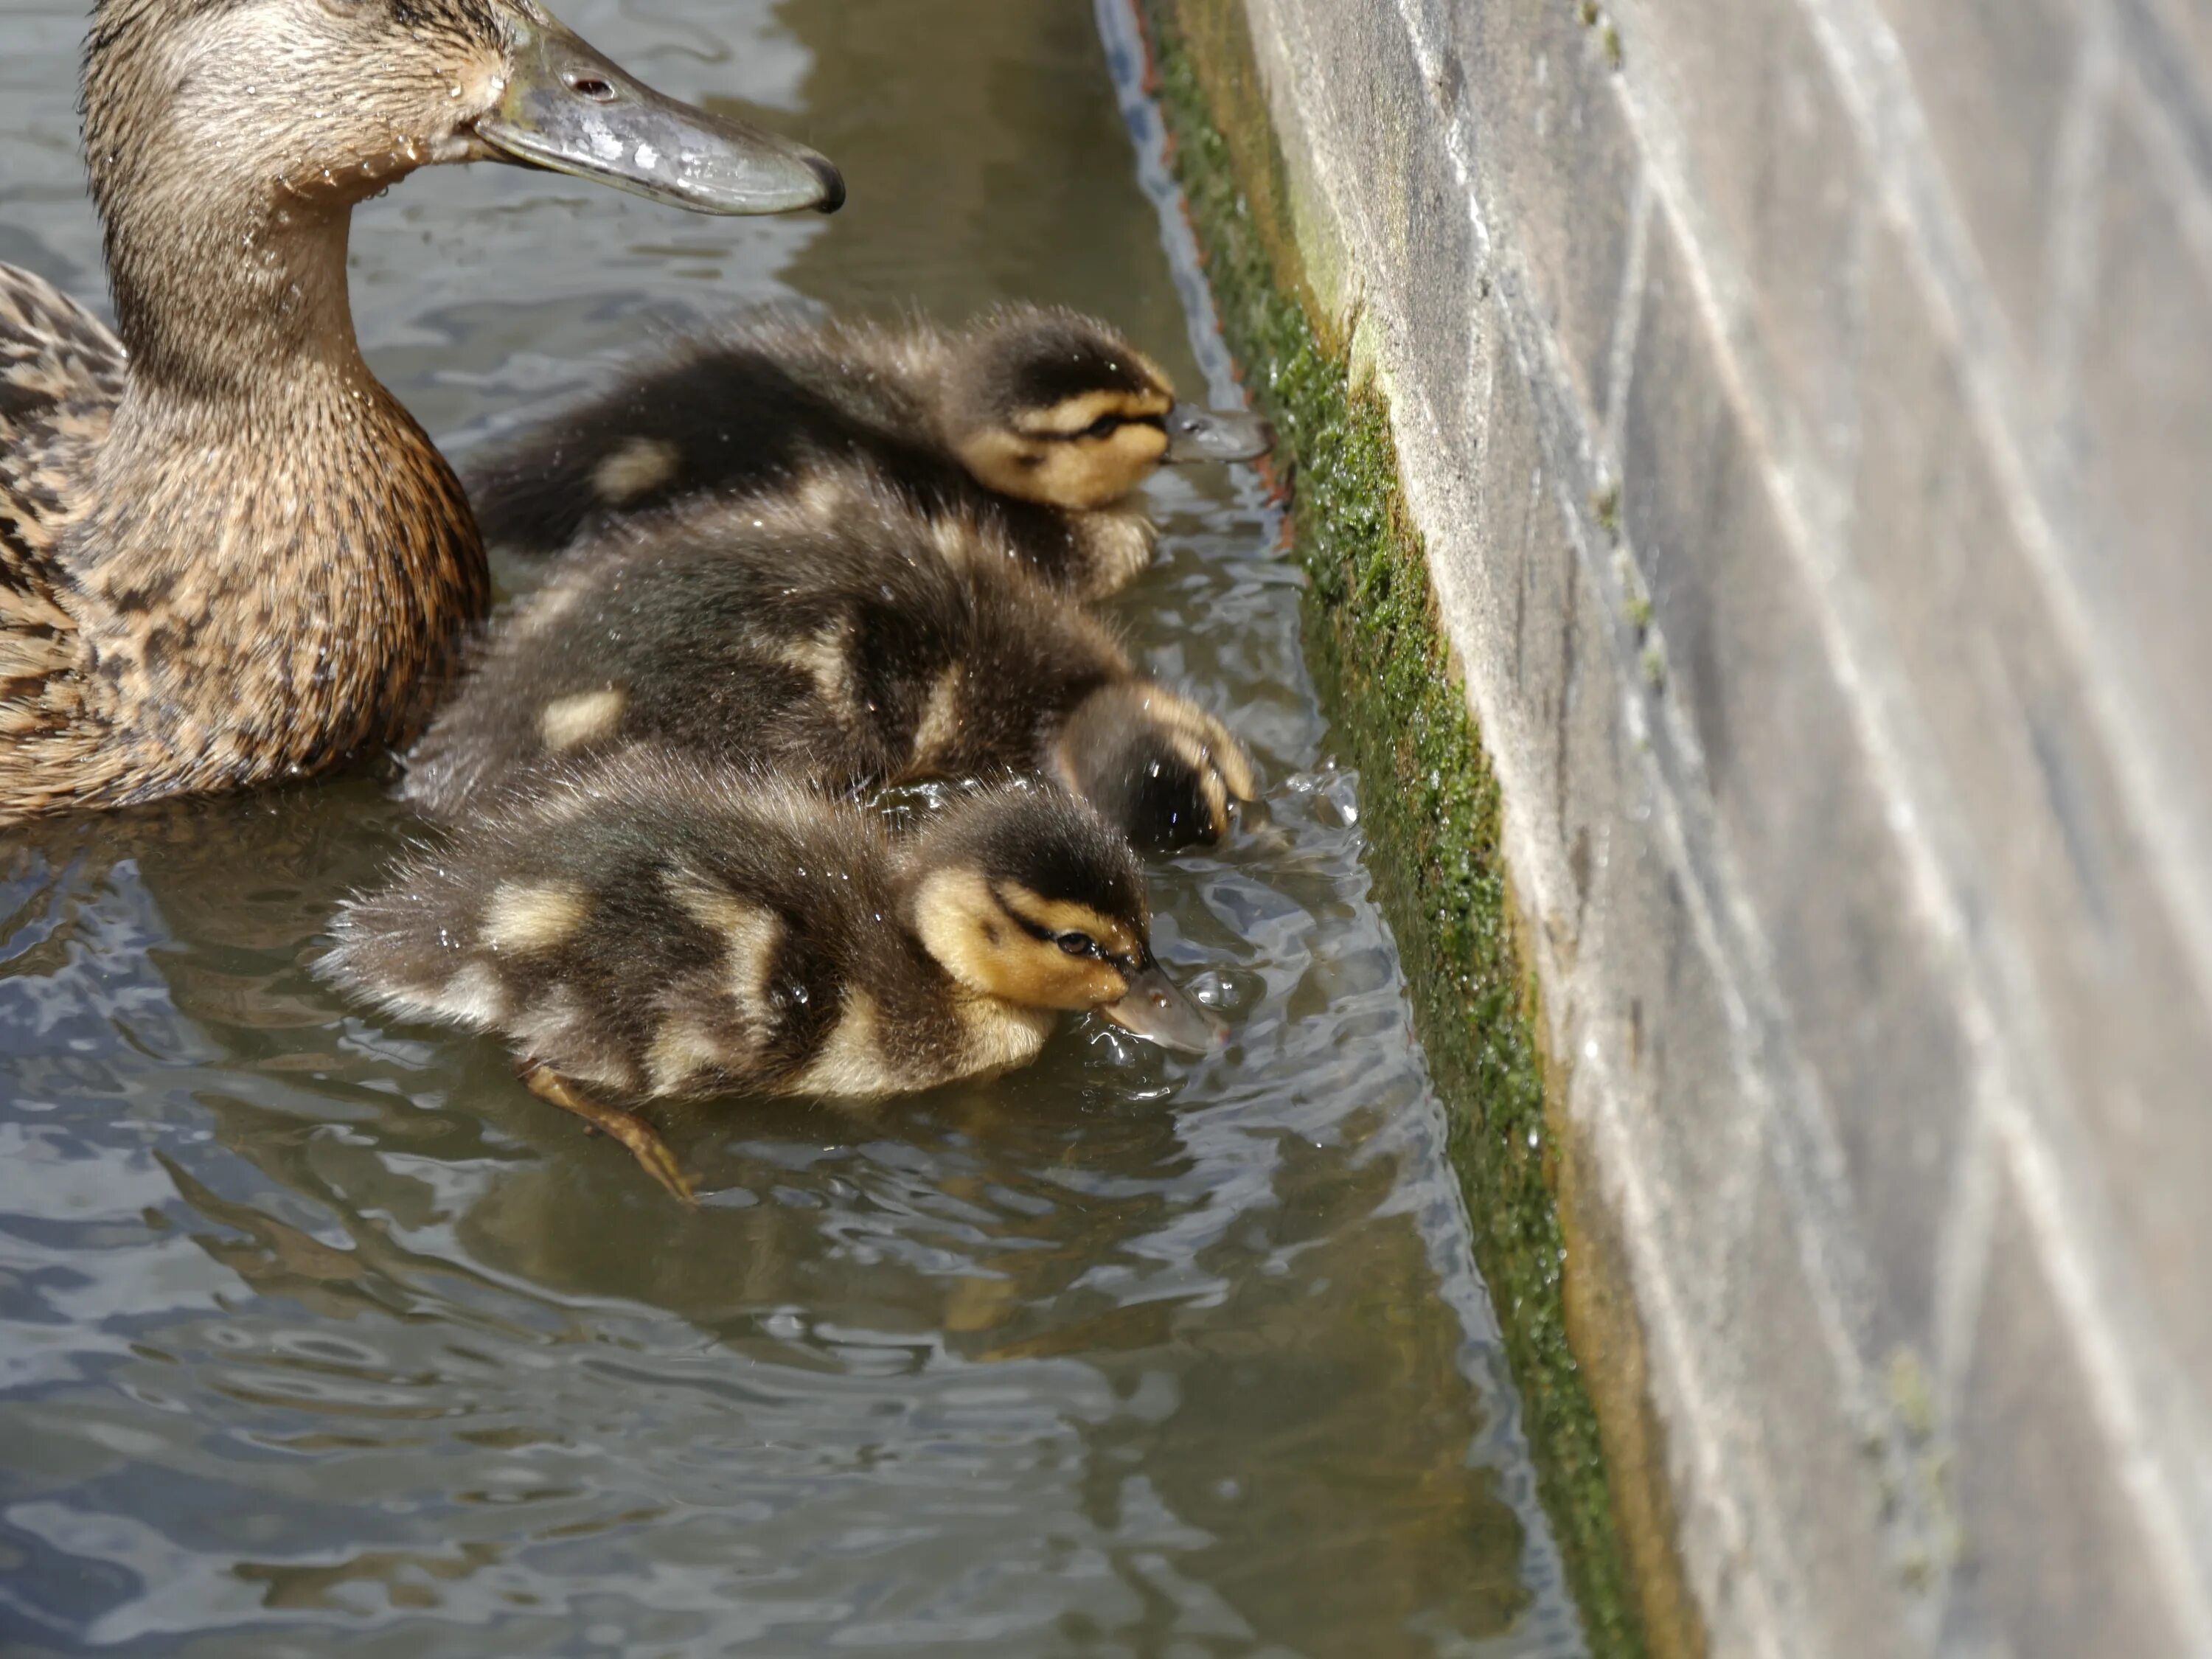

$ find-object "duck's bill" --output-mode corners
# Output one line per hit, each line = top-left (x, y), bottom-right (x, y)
(1103, 959), (1228, 1056)
(477, 8), (844, 216)
(1162, 403), (1275, 464)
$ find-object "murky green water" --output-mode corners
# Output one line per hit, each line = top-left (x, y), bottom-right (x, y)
(0, 2), (1586, 1653)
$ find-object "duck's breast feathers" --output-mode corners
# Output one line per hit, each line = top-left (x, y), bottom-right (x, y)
(0, 263), (123, 570)
(0, 265), (121, 759)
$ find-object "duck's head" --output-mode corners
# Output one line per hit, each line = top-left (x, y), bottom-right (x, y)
(1046, 681), (1256, 852)
(904, 783), (1224, 1054)
(84, 0), (842, 216)
(941, 307), (1273, 510)
(84, 0), (841, 366)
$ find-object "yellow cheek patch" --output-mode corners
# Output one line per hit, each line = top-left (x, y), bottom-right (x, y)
(1038, 953), (1130, 1009)
(1147, 692), (1257, 801)
(1208, 728), (1258, 801)
(540, 686), (626, 751)
(1166, 734), (1232, 840)
(953, 428), (1051, 501)
(592, 437), (681, 504)
(481, 881), (590, 953)
(1049, 427), (1171, 509)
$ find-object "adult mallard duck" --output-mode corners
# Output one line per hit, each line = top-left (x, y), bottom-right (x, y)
(465, 304), (1273, 600)
(0, 0), (843, 825)
(326, 750), (1222, 1199)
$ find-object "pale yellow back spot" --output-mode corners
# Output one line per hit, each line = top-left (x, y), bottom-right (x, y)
(481, 881), (590, 953)
(909, 664), (965, 765)
(665, 873), (785, 1008)
(780, 625), (855, 717)
(512, 580), (585, 639)
(591, 437), (681, 504)
(540, 686), (627, 751)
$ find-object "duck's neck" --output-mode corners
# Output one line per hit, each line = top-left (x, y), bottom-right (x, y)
(75, 192), (491, 796)
(105, 146), (402, 392)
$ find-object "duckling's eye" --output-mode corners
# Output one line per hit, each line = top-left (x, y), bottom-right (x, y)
(1055, 932), (1104, 960)
(1082, 414), (1125, 440)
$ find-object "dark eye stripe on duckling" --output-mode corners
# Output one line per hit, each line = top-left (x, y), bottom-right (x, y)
(1000, 335), (1170, 408)
(993, 884), (1140, 964)
(1015, 389), (1174, 442)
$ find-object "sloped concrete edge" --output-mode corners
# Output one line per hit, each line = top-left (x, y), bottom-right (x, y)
(1143, 1), (2212, 1657)
(1134, 6), (1691, 1657)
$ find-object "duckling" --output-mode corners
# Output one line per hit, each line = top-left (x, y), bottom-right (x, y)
(0, 0), (841, 825)
(465, 304), (1273, 601)
(324, 750), (1222, 1199)
(400, 468), (1257, 851)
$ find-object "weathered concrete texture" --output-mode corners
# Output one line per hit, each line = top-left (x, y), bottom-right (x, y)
(1175, 0), (2212, 1655)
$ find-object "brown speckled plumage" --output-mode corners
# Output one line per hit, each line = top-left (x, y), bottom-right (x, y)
(0, 0), (528, 823)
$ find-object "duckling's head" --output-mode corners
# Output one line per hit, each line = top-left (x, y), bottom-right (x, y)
(83, 0), (839, 378)
(942, 307), (1273, 511)
(1046, 681), (1257, 852)
(904, 783), (1222, 1054)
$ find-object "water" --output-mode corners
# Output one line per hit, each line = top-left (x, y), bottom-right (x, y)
(0, 1), (1587, 1654)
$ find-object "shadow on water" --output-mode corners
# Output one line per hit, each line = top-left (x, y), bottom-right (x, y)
(0, 1), (1584, 1654)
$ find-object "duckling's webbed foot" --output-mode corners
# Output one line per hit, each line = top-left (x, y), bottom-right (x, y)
(522, 1063), (698, 1206)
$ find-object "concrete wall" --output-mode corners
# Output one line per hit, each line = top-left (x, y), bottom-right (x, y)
(1203, 1), (2212, 1654)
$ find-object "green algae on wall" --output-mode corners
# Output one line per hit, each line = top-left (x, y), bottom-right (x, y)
(1131, 4), (1654, 1658)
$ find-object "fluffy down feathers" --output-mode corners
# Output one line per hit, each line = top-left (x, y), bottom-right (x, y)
(326, 752), (1157, 1102)
(402, 465), (1253, 849)
(465, 305), (1174, 600)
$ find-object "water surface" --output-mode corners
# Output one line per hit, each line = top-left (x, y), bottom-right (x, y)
(0, 2), (1586, 1653)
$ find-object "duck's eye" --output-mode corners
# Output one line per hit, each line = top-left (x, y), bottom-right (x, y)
(1055, 932), (1102, 959)
(1082, 414), (1125, 440)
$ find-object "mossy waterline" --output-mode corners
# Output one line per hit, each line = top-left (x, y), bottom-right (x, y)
(1126, 4), (1680, 1655)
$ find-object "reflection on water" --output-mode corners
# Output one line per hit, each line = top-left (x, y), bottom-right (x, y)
(0, 0), (1585, 1653)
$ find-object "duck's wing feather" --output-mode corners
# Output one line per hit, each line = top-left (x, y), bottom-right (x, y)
(0, 263), (122, 726)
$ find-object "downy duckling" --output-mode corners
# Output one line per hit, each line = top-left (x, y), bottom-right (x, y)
(0, 0), (840, 824)
(465, 304), (1273, 600)
(401, 470), (1257, 851)
(324, 751), (1222, 1199)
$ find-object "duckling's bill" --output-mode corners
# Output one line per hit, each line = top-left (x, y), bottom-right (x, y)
(475, 4), (844, 216)
(1103, 956), (1226, 1056)
(1162, 403), (1274, 465)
